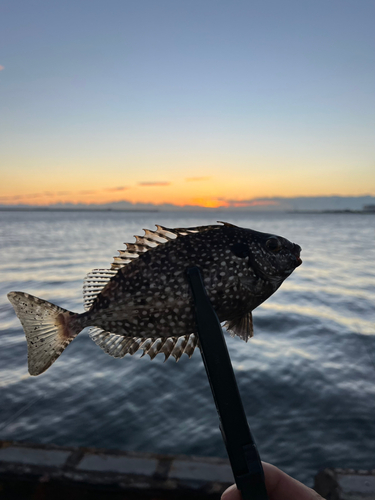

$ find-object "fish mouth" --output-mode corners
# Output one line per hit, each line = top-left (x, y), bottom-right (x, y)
(292, 243), (302, 267)
(295, 256), (302, 267)
(284, 259), (302, 275)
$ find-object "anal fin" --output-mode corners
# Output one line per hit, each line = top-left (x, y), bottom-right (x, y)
(89, 328), (198, 362)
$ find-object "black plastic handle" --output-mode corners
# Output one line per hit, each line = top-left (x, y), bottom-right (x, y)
(187, 266), (268, 500)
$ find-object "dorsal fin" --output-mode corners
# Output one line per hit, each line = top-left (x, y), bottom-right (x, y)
(110, 225), (178, 270)
(83, 269), (117, 311)
(85, 223), (232, 308)
(217, 221), (238, 228)
(110, 224), (223, 271)
(89, 327), (199, 362)
(171, 224), (224, 234)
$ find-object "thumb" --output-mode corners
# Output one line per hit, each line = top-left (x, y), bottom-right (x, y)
(221, 462), (325, 500)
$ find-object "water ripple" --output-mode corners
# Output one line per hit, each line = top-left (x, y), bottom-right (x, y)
(0, 211), (374, 485)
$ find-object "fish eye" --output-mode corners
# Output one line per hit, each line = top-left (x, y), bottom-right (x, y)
(266, 237), (281, 253)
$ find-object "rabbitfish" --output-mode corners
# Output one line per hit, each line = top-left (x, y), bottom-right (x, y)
(8, 222), (302, 376)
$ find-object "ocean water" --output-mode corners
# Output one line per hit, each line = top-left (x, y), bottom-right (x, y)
(0, 210), (374, 486)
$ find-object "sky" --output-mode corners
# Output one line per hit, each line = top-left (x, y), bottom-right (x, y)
(1, 0), (374, 208)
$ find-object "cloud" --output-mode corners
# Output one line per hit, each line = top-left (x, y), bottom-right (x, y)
(216, 197), (280, 207)
(223, 199), (280, 207)
(191, 198), (226, 208)
(104, 186), (129, 192)
(79, 190), (96, 195)
(0, 191), (72, 202)
(0, 195), (23, 201)
(0, 193), (44, 201)
(0, 65), (4, 71)
(138, 181), (171, 187)
(185, 177), (211, 182)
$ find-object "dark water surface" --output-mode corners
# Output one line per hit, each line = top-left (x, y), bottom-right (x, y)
(0, 211), (374, 485)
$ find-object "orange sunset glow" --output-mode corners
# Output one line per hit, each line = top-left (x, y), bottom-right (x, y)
(1, 165), (374, 209)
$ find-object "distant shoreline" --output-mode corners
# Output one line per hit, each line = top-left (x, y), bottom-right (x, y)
(0, 208), (159, 212)
(0, 208), (374, 214)
(289, 209), (375, 214)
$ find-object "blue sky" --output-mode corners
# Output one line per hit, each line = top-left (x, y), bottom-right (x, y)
(1, 0), (374, 207)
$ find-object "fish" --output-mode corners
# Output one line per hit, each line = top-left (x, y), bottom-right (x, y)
(7, 222), (302, 376)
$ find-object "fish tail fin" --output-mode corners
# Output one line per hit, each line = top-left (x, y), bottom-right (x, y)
(7, 291), (82, 376)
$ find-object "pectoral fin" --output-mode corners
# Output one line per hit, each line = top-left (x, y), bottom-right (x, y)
(224, 311), (253, 342)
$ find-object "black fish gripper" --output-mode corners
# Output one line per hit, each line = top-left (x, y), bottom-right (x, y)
(187, 266), (269, 500)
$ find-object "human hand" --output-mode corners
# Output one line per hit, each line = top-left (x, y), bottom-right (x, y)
(221, 462), (325, 500)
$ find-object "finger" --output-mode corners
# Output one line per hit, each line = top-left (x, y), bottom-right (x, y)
(221, 483), (241, 500)
(263, 462), (324, 500)
(221, 463), (325, 500)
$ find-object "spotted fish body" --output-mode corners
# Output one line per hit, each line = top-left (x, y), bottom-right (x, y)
(7, 222), (302, 376)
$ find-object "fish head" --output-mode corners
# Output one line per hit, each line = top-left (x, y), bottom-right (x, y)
(229, 227), (302, 285)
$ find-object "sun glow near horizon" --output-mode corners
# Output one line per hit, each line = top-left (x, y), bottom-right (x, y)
(1, 168), (374, 209)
